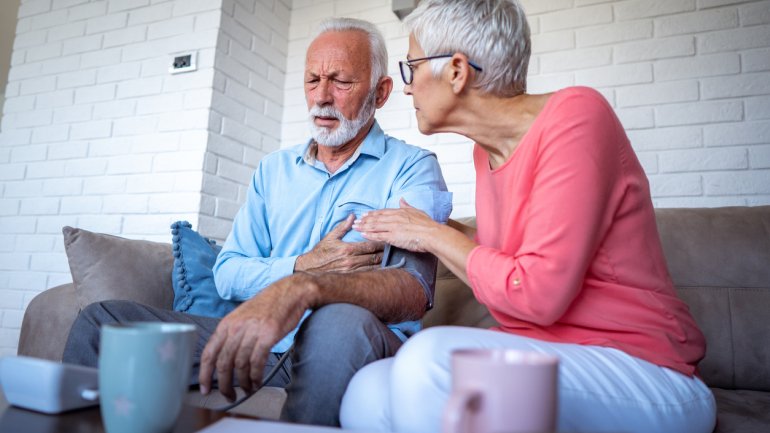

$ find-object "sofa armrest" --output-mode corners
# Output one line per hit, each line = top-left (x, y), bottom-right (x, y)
(18, 284), (80, 361)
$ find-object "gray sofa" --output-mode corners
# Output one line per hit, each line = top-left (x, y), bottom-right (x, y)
(17, 206), (770, 432)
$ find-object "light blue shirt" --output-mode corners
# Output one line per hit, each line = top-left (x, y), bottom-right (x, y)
(213, 121), (453, 352)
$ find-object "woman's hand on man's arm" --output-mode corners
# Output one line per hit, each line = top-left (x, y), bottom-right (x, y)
(353, 198), (477, 286)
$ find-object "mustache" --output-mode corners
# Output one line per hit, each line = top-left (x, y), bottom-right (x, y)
(309, 105), (344, 121)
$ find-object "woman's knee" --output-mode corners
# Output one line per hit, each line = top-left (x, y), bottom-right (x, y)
(392, 327), (455, 372)
(340, 359), (394, 432)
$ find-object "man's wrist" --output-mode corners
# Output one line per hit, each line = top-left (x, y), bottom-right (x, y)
(290, 271), (323, 306)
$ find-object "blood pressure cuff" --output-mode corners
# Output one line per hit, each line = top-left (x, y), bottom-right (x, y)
(381, 244), (438, 339)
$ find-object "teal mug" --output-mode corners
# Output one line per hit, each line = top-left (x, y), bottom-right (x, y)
(99, 322), (197, 433)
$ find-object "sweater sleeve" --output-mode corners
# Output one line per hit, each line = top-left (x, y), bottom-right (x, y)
(467, 89), (627, 326)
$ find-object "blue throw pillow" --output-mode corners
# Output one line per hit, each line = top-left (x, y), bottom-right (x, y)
(171, 221), (240, 317)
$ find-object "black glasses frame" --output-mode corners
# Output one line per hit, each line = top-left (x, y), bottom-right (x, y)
(398, 54), (483, 85)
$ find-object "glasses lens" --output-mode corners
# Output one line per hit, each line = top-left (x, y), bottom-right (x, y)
(399, 61), (412, 85)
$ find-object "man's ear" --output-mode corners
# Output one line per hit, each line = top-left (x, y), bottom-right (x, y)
(374, 75), (393, 108)
(446, 53), (472, 95)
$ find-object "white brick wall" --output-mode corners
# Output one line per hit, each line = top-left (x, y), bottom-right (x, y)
(0, 0), (225, 356)
(199, 0), (290, 240)
(604, 0), (770, 206)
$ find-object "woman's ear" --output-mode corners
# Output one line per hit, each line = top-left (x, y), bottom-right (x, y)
(446, 53), (472, 95)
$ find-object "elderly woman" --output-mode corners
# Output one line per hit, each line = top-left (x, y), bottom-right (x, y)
(339, 1), (717, 432)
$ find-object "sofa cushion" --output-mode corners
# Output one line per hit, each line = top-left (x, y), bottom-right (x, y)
(170, 221), (240, 317)
(655, 206), (770, 289)
(710, 388), (770, 433)
(423, 261), (499, 329)
(62, 226), (174, 311)
(655, 206), (770, 391)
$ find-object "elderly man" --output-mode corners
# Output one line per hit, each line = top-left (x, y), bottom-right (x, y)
(62, 17), (451, 427)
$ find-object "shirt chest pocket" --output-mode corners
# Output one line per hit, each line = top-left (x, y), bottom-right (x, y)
(335, 197), (381, 243)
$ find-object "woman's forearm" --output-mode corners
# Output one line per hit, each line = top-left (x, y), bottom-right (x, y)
(447, 218), (477, 240)
(424, 223), (476, 286)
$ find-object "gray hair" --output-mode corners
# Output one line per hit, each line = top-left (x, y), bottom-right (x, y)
(314, 17), (389, 89)
(404, 0), (531, 97)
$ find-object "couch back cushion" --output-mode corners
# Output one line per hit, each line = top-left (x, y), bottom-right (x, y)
(63, 226), (175, 311)
(423, 262), (499, 329)
(654, 206), (770, 391)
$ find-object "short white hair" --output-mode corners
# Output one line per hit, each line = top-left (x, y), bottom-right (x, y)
(404, 0), (531, 97)
(314, 17), (389, 89)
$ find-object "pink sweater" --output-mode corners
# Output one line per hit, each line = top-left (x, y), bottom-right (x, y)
(466, 87), (705, 376)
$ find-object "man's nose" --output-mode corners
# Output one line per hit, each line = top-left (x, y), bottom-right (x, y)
(315, 80), (333, 105)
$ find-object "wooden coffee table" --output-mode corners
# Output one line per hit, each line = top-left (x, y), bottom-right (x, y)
(0, 389), (357, 433)
(0, 387), (234, 433)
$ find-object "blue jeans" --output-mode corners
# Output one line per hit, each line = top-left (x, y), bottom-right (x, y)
(341, 326), (717, 433)
(63, 301), (403, 426)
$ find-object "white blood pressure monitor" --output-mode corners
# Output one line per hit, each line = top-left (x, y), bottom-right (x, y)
(0, 356), (99, 414)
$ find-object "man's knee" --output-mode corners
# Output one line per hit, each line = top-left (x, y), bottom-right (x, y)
(293, 303), (400, 364)
(79, 299), (135, 319)
(298, 304), (383, 344)
(64, 300), (148, 364)
(63, 301), (112, 365)
(71, 301), (116, 334)
(305, 303), (379, 325)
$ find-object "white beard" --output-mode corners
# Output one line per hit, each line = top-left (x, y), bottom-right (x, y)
(307, 91), (376, 147)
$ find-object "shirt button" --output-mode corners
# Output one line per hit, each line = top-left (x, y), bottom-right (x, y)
(513, 278), (521, 286)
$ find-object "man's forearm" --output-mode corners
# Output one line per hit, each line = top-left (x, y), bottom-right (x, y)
(214, 252), (296, 301)
(299, 268), (428, 324)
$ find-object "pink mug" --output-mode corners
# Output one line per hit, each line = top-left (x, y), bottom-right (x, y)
(442, 349), (559, 433)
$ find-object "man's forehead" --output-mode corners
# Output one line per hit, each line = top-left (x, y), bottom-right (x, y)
(307, 31), (368, 58)
(305, 57), (352, 76)
(305, 33), (370, 75)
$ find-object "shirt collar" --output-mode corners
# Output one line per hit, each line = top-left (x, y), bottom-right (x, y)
(296, 120), (386, 166)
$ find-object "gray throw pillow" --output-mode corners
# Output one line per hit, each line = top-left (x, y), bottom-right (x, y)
(62, 226), (175, 311)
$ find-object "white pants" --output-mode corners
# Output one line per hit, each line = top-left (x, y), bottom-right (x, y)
(340, 326), (716, 433)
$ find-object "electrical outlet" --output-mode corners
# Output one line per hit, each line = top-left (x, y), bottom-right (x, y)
(169, 52), (197, 74)
(173, 55), (191, 69)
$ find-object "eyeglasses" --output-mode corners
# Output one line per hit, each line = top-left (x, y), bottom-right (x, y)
(398, 54), (483, 85)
